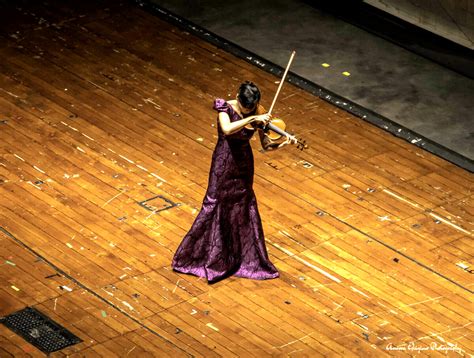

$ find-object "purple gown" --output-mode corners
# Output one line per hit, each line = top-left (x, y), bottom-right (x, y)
(172, 98), (279, 283)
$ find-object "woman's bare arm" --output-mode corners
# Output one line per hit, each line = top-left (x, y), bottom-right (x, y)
(218, 112), (270, 135)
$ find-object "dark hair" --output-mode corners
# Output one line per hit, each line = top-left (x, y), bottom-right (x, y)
(237, 81), (261, 109)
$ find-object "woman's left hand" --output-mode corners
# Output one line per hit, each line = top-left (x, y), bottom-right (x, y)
(277, 134), (298, 148)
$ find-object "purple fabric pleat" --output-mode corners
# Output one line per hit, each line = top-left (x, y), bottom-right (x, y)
(171, 99), (279, 283)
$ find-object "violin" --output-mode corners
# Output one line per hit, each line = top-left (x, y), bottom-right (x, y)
(248, 105), (307, 150)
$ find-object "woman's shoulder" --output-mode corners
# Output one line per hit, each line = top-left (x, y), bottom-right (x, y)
(213, 98), (231, 112)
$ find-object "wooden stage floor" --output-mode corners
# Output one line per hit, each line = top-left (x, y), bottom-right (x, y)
(0, 1), (472, 356)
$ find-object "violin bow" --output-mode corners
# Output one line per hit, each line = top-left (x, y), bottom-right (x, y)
(267, 50), (296, 116)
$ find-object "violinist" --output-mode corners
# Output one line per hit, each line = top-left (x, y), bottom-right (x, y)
(172, 81), (295, 283)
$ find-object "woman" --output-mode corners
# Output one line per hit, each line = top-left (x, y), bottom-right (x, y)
(172, 81), (296, 283)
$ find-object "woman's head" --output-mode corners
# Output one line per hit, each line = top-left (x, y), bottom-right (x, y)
(237, 81), (260, 114)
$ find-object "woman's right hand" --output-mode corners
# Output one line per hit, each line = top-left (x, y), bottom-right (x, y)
(252, 113), (272, 125)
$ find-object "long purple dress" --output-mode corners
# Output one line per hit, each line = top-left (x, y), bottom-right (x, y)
(172, 98), (279, 283)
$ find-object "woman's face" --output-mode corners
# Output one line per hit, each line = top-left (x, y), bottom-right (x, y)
(237, 98), (257, 115)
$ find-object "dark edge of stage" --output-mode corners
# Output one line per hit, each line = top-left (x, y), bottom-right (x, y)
(132, 0), (474, 173)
